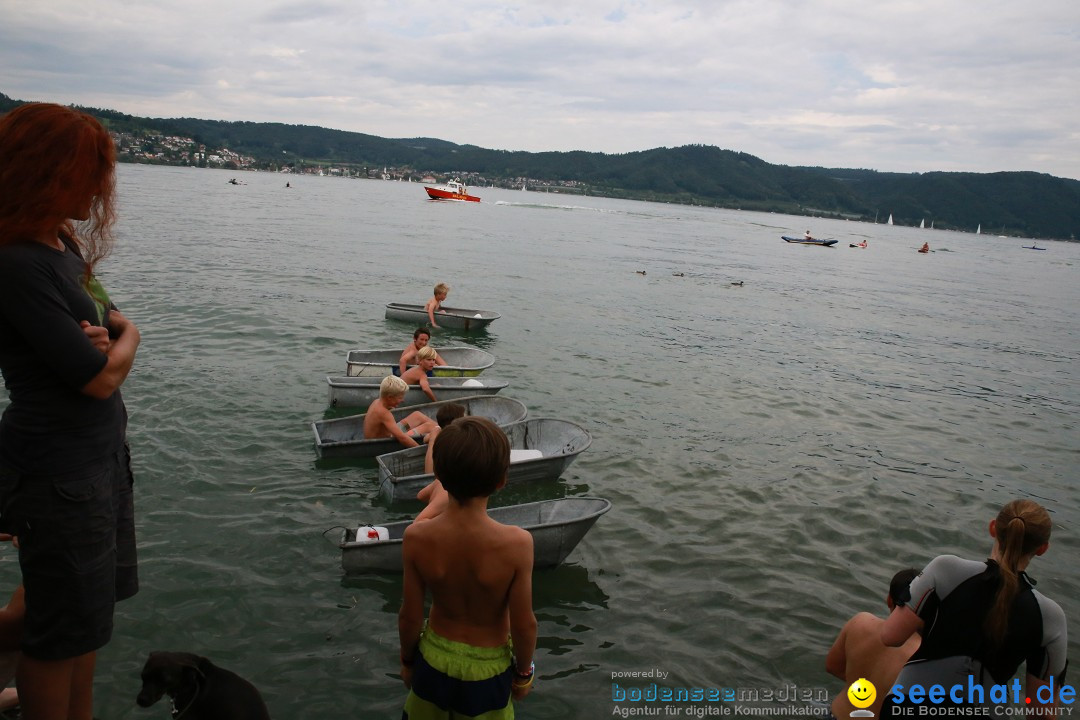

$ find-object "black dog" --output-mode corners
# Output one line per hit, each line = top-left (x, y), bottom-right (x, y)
(137, 651), (270, 720)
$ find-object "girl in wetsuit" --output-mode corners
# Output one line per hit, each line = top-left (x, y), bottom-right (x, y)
(879, 499), (1067, 716)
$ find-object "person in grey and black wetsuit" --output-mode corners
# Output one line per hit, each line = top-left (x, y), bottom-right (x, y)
(879, 499), (1067, 717)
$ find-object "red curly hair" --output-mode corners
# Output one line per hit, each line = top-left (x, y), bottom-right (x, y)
(0, 102), (117, 274)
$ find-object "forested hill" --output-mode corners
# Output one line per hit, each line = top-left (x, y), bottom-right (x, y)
(3, 92), (1077, 240)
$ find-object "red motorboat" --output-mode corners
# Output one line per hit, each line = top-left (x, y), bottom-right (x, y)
(424, 179), (480, 202)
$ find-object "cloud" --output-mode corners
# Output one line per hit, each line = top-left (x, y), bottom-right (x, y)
(1, 0), (1079, 178)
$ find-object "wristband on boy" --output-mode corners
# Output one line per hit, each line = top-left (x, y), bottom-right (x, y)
(512, 661), (535, 688)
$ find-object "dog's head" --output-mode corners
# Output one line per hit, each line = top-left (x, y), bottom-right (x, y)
(136, 651), (206, 708)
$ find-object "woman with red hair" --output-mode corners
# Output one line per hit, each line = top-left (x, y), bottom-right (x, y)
(0, 103), (141, 720)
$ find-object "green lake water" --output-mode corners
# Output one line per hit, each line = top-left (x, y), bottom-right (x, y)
(1, 164), (1077, 718)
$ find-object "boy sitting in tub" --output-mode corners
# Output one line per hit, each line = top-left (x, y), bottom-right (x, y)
(362, 375), (439, 448)
(398, 327), (448, 376)
(415, 403), (467, 523)
(400, 346), (440, 403)
(415, 411), (542, 524)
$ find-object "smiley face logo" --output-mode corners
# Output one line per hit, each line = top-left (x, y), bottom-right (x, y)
(847, 678), (876, 709)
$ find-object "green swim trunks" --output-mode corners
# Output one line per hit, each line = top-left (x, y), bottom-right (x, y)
(403, 627), (514, 719)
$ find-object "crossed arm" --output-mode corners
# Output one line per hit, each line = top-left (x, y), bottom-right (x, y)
(81, 310), (140, 399)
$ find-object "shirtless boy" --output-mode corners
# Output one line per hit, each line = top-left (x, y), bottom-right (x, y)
(400, 346), (440, 403)
(413, 403), (467, 523)
(425, 282), (449, 328)
(399, 327), (448, 376)
(825, 569), (921, 719)
(399, 417), (537, 717)
(362, 375), (439, 449)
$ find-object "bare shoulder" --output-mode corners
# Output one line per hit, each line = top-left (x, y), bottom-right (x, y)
(364, 401), (393, 437)
(845, 612), (882, 632)
(402, 517), (442, 551)
(403, 519), (432, 541)
(493, 522), (533, 555)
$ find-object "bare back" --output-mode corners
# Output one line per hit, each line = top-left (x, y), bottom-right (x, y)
(399, 344), (420, 373)
(400, 366), (427, 385)
(404, 507), (533, 648)
(362, 398), (394, 439)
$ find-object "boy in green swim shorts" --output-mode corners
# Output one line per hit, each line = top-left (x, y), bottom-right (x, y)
(398, 416), (537, 718)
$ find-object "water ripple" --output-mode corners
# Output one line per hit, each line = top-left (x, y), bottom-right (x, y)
(3, 166), (1072, 718)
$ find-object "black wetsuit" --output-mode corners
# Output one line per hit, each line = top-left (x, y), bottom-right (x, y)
(883, 555), (1067, 716)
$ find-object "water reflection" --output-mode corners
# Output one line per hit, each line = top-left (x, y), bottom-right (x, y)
(340, 559), (609, 621)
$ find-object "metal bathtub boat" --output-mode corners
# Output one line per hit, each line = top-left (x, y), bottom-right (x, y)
(375, 418), (592, 502)
(345, 346), (495, 378)
(384, 302), (500, 331)
(339, 497), (611, 573)
(312, 396), (527, 459)
(326, 375), (509, 409)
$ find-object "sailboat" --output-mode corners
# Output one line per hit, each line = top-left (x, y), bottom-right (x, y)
(976, 224), (981, 235)
(887, 214), (893, 225)
(919, 219), (925, 229)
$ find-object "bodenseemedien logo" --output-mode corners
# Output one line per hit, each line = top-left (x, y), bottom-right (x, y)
(848, 678), (876, 717)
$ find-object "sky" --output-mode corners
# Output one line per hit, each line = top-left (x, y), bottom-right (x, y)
(3, 1), (1080, 179)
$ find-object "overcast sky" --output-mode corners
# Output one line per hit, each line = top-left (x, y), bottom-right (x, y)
(3, 1), (1079, 179)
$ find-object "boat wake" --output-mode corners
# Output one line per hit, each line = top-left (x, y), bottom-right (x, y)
(494, 201), (619, 214)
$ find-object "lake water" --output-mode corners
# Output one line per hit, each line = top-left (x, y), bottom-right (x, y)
(1, 164), (1077, 718)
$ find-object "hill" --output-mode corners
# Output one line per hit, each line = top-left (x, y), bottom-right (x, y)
(2, 92), (1077, 240)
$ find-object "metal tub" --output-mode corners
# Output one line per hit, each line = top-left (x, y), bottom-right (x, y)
(339, 497), (611, 574)
(384, 302), (500, 331)
(376, 418), (592, 503)
(312, 396), (528, 459)
(345, 346), (495, 378)
(327, 375), (509, 409)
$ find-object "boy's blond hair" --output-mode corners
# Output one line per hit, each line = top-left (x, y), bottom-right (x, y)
(416, 346), (438, 361)
(433, 282), (450, 296)
(380, 374), (408, 398)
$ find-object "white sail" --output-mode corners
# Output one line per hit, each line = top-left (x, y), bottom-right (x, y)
(976, 224), (981, 235)
(887, 214), (893, 225)
(920, 219), (925, 229)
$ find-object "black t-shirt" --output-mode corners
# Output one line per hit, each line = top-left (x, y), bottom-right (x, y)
(0, 239), (126, 473)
